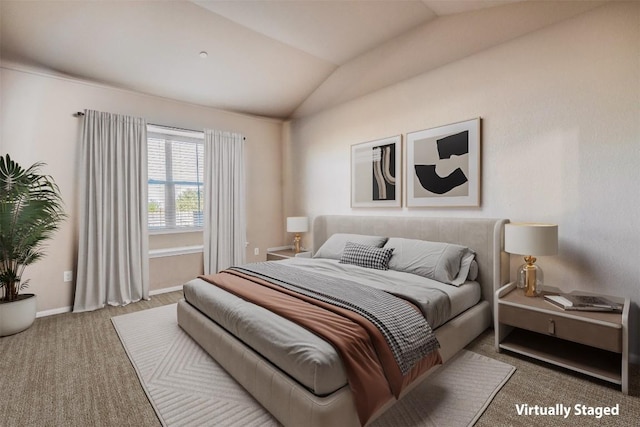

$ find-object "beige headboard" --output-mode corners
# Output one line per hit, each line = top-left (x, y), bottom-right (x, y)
(312, 215), (510, 314)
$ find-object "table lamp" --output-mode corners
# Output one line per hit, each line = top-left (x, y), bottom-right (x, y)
(504, 223), (558, 297)
(287, 217), (308, 253)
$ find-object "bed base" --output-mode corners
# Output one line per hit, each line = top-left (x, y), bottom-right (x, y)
(177, 298), (491, 427)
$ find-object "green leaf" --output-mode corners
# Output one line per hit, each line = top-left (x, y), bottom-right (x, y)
(0, 154), (67, 301)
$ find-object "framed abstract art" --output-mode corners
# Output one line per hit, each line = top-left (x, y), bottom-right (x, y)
(406, 118), (481, 207)
(351, 135), (402, 208)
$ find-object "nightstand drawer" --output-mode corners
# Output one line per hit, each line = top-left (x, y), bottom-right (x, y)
(499, 304), (622, 353)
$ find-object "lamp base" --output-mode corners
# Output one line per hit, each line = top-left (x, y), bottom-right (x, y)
(517, 256), (544, 297)
(293, 234), (302, 253)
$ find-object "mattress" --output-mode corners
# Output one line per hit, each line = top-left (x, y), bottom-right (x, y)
(182, 258), (480, 396)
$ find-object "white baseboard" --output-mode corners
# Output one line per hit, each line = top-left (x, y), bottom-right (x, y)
(35, 285), (183, 318)
(36, 306), (72, 318)
(149, 285), (184, 296)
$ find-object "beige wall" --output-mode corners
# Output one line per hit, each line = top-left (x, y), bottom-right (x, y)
(286, 2), (640, 357)
(149, 253), (204, 292)
(148, 231), (204, 292)
(0, 66), (285, 312)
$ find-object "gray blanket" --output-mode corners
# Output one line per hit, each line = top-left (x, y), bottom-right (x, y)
(231, 262), (440, 375)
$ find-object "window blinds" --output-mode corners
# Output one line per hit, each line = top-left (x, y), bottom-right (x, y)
(147, 125), (204, 231)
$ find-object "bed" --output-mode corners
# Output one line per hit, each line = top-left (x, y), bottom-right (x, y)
(177, 215), (509, 426)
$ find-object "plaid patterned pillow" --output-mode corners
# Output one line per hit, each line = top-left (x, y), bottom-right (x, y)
(339, 241), (394, 270)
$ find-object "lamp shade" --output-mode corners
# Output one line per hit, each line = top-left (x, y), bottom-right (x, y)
(286, 217), (308, 233)
(504, 223), (558, 256)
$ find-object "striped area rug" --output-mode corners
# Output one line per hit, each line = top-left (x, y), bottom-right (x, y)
(112, 304), (515, 427)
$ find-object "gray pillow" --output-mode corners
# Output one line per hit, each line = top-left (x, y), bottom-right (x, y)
(383, 237), (476, 286)
(339, 241), (394, 270)
(313, 233), (388, 260)
(468, 260), (479, 281)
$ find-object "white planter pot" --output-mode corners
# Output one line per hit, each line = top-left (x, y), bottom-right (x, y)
(0, 294), (37, 337)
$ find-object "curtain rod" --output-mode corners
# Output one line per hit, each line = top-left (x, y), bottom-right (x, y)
(74, 112), (245, 140)
(74, 113), (197, 132)
(150, 123), (246, 140)
(149, 123), (201, 134)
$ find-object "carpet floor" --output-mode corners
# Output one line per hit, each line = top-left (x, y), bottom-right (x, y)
(112, 304), (515, 427)
(1, 291), (638, 426)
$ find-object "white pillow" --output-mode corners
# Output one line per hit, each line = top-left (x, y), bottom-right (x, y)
(313, 233), (388, 260)
(383, 237), (476, 286)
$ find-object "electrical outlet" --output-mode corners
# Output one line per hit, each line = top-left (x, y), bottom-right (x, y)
(63, 271), (73, 282)
(254, 247), (259, 255)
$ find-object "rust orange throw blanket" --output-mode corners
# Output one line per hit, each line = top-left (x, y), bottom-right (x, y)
(199, 270), (442, 425)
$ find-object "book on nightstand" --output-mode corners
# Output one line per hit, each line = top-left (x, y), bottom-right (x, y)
(543, 293), (623, 312)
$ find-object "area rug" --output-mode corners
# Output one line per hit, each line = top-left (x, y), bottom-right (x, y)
(112, 304), (515, 427)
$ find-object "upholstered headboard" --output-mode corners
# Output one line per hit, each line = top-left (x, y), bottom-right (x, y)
(312, 215), (510, 314)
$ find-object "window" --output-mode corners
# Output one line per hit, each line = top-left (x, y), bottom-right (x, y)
(147, 125), (204, 232)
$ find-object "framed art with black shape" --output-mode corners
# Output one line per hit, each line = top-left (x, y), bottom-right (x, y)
(351, 135), (402, 208)
(406, 118), (481, 207)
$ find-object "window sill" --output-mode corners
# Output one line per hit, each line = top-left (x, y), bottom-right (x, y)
(149, 227), (203, 236)
(149, 245), (204, 258)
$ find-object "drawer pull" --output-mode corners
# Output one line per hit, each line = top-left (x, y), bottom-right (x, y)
(548, 319), (555, 335)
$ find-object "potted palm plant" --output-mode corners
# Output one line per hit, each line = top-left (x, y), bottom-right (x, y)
(0, 154), (66, 336)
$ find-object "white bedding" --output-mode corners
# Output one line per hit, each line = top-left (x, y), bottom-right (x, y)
(182, 258), (481, 396)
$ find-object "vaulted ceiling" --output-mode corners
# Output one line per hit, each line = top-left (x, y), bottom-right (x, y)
(0, 1), (605, 119)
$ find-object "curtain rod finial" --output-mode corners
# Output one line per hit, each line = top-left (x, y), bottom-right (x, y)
(74, 111), (85, 117)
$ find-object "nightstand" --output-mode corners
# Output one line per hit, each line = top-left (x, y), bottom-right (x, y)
(495, 283), (629, 394)
(266, 248), (312, 261)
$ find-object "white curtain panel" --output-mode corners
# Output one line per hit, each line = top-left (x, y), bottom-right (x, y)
(73, 110), (149, 312)
(203, 130), (246, 274)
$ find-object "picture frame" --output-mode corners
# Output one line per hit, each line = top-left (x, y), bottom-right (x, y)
(351, 135), (402, 208)
(406, 118), (481, 207)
